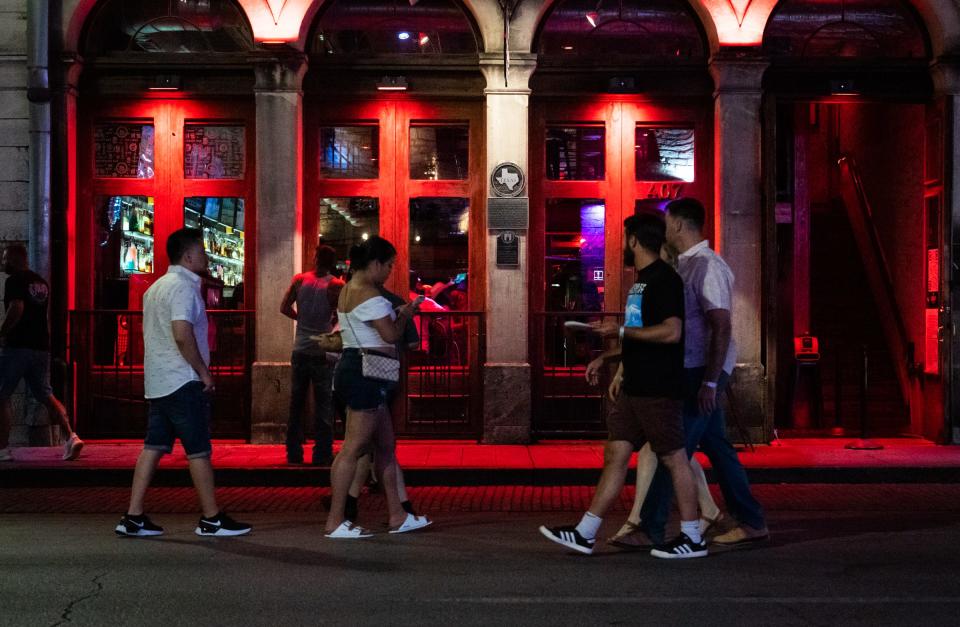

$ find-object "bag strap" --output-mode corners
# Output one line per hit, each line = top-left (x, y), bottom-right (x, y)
(341, 308), (369, 356)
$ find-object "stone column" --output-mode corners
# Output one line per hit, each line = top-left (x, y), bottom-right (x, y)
(250, 52), (306, 443)
(709, 53), (769, 441)
(479, 53), (537, 443)
(932, 60), (960, 444)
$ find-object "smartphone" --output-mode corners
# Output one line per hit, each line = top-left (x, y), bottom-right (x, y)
(454, 272), (468, 284)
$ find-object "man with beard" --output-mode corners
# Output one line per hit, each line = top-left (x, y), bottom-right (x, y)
(539, 214), (707, 559)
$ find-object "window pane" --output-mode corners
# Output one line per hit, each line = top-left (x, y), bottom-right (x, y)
(545, 199), (605, 312)
(320, 126), (379, 179)
(410, 197), (469, 307)
(635, 127), (694, 182)
(409, 125), (469, 180)
(319, 197), (380, 274)
(94, 195), (154, 309)
(94, 123), (154, 178)
(184, 125), (245, 179)
(184, 198), (246, 298)
(546, 126), (604, 180)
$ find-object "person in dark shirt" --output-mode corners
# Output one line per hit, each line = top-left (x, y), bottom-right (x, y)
(539, 214), (708, 559)
(0, 244), (84, 461)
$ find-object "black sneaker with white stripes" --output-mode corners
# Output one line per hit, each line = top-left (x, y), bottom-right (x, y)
(539, 525), (596, 555)
(650, 533), (708, 559)
(115, 514), (164, 537)
(195, 511), (252, 537)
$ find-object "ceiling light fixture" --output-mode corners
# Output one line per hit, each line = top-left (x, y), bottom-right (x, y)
(418, 33), (430, 46)
(585, 11), (598, 28)
(398, 31), (411, 41)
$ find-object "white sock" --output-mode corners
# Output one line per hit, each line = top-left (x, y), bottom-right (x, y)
(575, 512), (602, 540)
(681, 520), (702, 544)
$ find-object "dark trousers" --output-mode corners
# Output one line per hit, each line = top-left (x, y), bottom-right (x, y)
(639, 367), (766, 543)
(285, 352), (334, 462)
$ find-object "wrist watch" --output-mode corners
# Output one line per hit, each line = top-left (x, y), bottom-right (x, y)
(703, 381), (718, 389)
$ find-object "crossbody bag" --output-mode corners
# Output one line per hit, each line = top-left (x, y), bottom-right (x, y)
(342, 307), (401, 383)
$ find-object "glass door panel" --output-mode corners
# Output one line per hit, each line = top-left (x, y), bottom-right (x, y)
(94, 195), (155, 309)
(184, 197), (246, 307)
(318, 196), (381, 274)
(319, 126), (379, 179)
(409, 197), (470, 307)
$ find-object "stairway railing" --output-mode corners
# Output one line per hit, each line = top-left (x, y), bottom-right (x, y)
(837, 155), (916, 414)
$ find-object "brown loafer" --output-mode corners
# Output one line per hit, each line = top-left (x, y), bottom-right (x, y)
(713, 524), (770, 546)
(607, 521), (654, 550)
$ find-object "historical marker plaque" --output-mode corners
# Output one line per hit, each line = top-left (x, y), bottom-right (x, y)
(496, 230), (520, 267)
(487, 197), (529, 230)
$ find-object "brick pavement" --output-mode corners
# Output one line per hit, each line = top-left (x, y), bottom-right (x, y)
(2, 484), (959, 514)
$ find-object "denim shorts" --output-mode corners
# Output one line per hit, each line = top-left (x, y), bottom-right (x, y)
(0, 348), (53, 401)
(334, 349), (395, 412)
(144, 381), (212, 459)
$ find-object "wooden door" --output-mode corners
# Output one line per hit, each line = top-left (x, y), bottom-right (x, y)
(530, 97), (712, 436)
(305, 97), (485, 437)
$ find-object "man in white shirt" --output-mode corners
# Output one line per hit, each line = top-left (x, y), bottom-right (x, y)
(115, 228), (251, 538)
(635, 198), (768, 546)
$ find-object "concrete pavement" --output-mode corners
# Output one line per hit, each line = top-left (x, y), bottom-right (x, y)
(2, 484), (960, 625)
(1, 508), (959, 626)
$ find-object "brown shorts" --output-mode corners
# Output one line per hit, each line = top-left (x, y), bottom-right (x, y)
(605, 394), (684, 454)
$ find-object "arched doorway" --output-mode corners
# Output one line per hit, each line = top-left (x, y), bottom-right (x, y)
(71, 0), (257, 438)
(304, 0), (486, 437)
(761, 0), (945, 440)
(529, 0), (712, 436)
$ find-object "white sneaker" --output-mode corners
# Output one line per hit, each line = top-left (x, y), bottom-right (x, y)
(325, 521), (374, 539)
(389, 514), (433, 534)
(0, 448), (12, 462)
(63, 434), (84, 461)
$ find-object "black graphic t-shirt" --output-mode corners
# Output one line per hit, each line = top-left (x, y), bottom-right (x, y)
(4, 270), (50, 350)
(621, 259), (684, 399)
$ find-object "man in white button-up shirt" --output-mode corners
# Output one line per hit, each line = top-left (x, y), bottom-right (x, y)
(114, 228), (251, 539)
(634, 198), (768, 547)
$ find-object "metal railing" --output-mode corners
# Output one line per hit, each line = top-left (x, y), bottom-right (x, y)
(838, 155), (916, 415)
(399, 311), (486, 438)
(531, 311), (623, 437)
(68, 310), (255, 439)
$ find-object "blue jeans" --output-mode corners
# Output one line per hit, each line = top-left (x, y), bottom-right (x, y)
(638, 367), (766, 543)
(286, 352), (334, 462)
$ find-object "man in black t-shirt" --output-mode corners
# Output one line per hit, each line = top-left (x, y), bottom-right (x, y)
(0, 244), (84, 462)
(539, 214), (707, 559)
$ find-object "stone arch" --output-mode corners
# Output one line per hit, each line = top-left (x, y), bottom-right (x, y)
(521, 0), (720, 55)
(302, 0), (484, 56)
(65, 0), (257, 55)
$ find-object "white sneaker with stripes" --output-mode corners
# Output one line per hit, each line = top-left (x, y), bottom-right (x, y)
(650, 533), (708, 559)
(539, 525), (596, 555)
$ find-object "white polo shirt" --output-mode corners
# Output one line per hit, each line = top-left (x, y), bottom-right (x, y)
(676, 239), (737, 374)
(142, 265), (209, 399)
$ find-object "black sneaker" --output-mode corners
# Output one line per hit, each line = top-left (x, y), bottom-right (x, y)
(195, 511), (252, 537)
(539, 525), (595, 555)
(650, 533), (708, 559)
(115, 514), (164, 537)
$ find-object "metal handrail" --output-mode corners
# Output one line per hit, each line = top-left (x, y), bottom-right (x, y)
(837, 155), (915, 414)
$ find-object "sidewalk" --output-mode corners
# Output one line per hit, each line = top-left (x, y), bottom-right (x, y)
(3, 437), (959, 486)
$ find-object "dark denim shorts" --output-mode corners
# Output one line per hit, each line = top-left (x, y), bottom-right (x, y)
(334, 349), (395, 412)
(0, 348), (53, 401)
(144, 381), (212, 459)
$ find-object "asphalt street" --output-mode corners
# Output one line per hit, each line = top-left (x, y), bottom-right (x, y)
(2, 505), (959, 626)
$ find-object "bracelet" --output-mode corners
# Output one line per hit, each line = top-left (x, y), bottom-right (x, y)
(703, 381), (718, 389)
